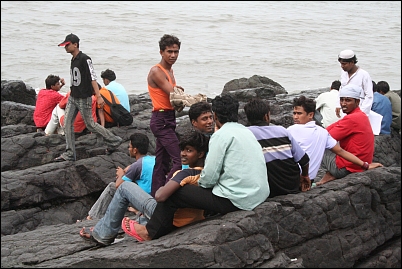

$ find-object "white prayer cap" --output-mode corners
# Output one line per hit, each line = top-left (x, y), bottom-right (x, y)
(339, 84), (362, 99)
(338, 49), (355, 60)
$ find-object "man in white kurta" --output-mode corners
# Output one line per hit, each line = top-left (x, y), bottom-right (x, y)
(335, 49), (373, 116)
(315, 80), (342, 128)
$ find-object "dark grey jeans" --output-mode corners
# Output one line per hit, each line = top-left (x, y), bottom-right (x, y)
(61, 96), (122, 161)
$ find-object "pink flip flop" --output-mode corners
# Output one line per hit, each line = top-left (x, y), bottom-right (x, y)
(121, 217), (144, 242)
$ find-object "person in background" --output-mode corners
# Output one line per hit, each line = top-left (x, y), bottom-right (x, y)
(148, 34), (183, 197)
(100, 69), (130, 112)
(84, 133), (155, 221)
(371, 81), (392, 135)
(96, 83), (124, 128)
(377, 80), (401, 132)
(44, 91), (97, 136)
(124, 94), (270, 242)
(287, 95), (382, 185)
(244, 98), (311, 196)
(315, 80), (342, 128)
(33, 74), (65, 131)
(55, 33), (122, 162)
(335, 49), (373, 117)
(188, 101), (214, 136)
(79, 130), (208, 246)
(318, 85), (382, 186)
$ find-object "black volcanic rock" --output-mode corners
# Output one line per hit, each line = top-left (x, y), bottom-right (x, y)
(1, 78), (400, 268)
(1, 80), (36, 106)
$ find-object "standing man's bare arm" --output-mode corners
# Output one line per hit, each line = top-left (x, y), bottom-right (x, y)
(91, 80), (105, 108)
(97, 108), (105, 127)
(147, 67), (175, 95)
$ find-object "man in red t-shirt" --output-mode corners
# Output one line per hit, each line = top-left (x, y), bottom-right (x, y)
(318, 84), (382, 186)
(33, 74), (65, 130)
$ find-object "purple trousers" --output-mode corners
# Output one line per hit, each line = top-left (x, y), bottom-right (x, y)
(149, 110), (182, 197)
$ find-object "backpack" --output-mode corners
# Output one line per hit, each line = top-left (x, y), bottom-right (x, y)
(101, 90), (133, 126)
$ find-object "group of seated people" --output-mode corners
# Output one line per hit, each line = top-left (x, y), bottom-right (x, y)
(33, 69), (130, 136)
(315, 79), (401, 135)
(78, 84), (386, 245)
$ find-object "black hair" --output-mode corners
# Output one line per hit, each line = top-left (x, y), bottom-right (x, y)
(45, 74), (60, 89)
(292, 95), (316, 114)
(159, 34), (181, 51)
(244, 98), (270, 125)
(179, 130), (209, 156)
(188, 101), (212, 122)
(101, 69), (116, 81)
(129, 133), (149, 155)
(211, 95), (239, 124)
(331, 80), (341, 90)
(376, 81), (390, 94)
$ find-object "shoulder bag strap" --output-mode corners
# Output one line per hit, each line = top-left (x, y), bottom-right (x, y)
(100, 93), (113, 118)
(108, 90), (117, 104)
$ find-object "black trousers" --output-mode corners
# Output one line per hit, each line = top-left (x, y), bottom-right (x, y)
(146, 184), (240, 239)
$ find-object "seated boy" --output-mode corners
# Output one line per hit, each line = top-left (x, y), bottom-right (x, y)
(83, 133), (155, 221)
(79, 130), (209, 246)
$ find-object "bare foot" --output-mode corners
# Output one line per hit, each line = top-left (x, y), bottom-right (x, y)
(86, 215), (93, 220)
(79, 227), (94, 239)
(316, 172), (336, 186)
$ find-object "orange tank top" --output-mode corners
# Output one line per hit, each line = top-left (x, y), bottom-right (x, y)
(148, 63), (176, 111)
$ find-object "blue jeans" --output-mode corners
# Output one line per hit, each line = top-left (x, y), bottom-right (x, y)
(61, 96), (122, 161)
(92, 181), (156, 245)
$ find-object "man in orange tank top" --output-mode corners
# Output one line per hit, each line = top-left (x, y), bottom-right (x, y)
(148, 34), (183, 197)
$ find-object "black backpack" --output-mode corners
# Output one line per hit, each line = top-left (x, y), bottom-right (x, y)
(101, 90), (133, 126)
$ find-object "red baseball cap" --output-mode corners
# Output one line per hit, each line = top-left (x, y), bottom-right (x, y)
(58, 33), (79, 47)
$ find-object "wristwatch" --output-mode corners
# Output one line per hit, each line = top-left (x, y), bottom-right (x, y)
(361, 162), (369, 170)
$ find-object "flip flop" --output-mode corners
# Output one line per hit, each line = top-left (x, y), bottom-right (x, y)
(121, 217), (144, 242)
(79, 227), (107, 246)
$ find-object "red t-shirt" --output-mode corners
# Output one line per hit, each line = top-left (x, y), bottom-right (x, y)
(33, 89), (64, 128)
(327, 107), (374, 172)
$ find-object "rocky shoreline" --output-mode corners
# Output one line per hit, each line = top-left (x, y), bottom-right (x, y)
(1, 76), (401, 268)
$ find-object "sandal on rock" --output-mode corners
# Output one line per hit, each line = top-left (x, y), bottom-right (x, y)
(79, 227), (108, 246)
(121, 217), (144, 242)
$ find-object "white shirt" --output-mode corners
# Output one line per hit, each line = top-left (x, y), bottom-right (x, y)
(315, 89), (342, 128)
(336, 67), (373, 116)
(287, 121), (337, 179)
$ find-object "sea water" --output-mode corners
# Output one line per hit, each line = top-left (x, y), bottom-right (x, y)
(1, 1), (401, 97)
